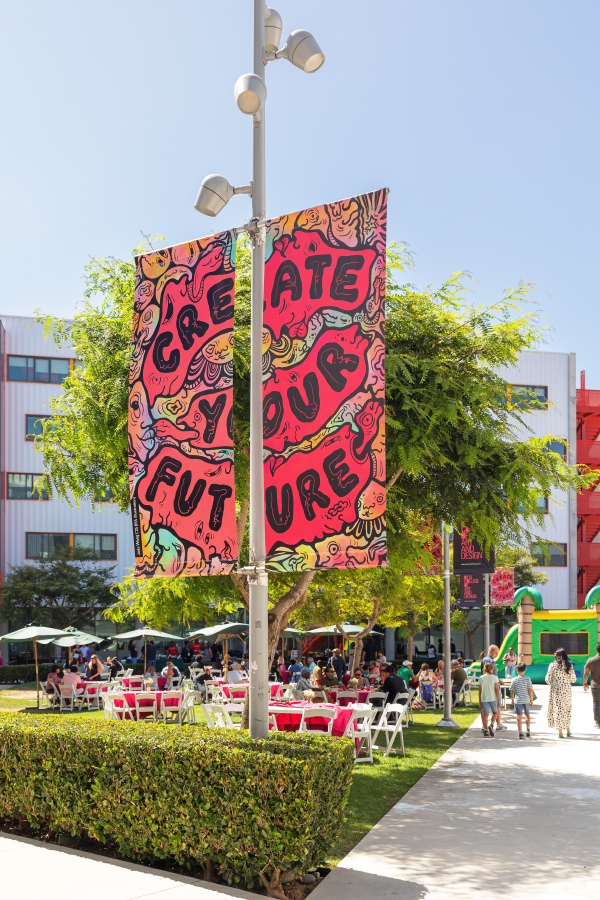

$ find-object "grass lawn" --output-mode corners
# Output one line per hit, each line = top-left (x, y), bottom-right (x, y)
(327, 703), (480, 865)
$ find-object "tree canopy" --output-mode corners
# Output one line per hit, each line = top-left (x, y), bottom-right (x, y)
(0, 547), (115, 630)
(34, 239), (591, 660)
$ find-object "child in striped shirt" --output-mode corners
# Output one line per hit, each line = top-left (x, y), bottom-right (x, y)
(510, 663), (534, 739)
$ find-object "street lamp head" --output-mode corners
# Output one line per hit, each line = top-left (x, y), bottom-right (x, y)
(265, 6), (283, 52)
(277, 29), (325, 73)
(194, 174), (234, 217)
(234, 73), (267, 114)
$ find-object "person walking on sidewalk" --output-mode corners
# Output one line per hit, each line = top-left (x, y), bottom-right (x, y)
(480, 644), (508, 731)
(510, 662), (534, 739)
(479, 661), (501, 736)
(582, 642), (600, 729)
(545, 647), (577, 738)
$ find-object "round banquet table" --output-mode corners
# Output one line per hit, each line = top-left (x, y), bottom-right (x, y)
(112, 691), (182, 719)
(122, 676), (167, 689)
(268, 701), (354, 736)
(327, 688), (371, 706)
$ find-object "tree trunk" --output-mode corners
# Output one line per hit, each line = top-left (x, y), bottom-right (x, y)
(407, 631), (414, 662)
(467, 630), (475, 660)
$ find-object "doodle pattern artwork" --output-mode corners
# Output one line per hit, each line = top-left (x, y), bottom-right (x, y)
(262, 190), (388, 572)
(129, 232), (238, 579)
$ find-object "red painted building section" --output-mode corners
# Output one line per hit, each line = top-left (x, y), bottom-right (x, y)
(576, 371), (600, 607)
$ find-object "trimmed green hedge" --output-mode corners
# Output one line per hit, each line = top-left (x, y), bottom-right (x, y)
(0, 714), (354, 887)
(0, 664), (55, 684)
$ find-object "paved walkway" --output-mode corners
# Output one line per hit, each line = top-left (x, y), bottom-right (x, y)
(313, 685), (600, 900)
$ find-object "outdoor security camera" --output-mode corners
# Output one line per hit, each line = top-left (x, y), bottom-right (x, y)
(276, 29), (325, 73)
(234, 73), (267, 115)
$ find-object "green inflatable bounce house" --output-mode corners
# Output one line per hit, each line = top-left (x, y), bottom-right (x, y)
(469, 586), (600, 685)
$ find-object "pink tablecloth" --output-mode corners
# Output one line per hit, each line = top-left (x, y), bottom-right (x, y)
(112, 691), (182, 719)
(122, 677), (167, 689)
(269, 701), (353, 737)
(221, 684), (250, 699)
(328, 689), (371, 706)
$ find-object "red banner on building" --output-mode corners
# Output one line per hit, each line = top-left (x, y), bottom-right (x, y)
(262, 190), (388, 572)
(491, 567), (515, 607)
(129, 232), (237, 578)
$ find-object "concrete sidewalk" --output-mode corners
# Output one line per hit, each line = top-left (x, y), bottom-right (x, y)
(313, 685), (600, 900)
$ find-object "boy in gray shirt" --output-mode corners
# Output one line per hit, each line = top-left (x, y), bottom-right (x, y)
(510, 662), (534, 739)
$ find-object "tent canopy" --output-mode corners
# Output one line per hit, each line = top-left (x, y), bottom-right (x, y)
(308, 624), (383, 637)
(37, 626), (101, 647)
(282, 627), (312, 637)
(186, 622), (248, 640)
(113, 628), (185, 643)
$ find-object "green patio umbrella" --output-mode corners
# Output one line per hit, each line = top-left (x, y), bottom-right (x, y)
(186, 622), (249, 680)
(113, 628), (185, 673)
(38, 626), (105, 665)
(1, 623), (69, 708)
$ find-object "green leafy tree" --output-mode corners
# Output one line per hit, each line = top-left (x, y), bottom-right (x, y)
(33, 241), (592, 670)
(0, 546), (115, 630)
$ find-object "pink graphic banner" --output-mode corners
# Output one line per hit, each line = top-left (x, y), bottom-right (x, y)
(262, 190), (388, 572)
(491, 567), (515, 607)
(129, 233), (237, 578)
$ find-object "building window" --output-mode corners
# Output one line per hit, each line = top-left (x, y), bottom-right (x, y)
(25, 415), (51, 441)
(74, 533), (117, 560)
(26, 532), (117, 560)
(540, 632), (589, 656)
(27, 533), (70, 559)
(8, 356), (73, 384)
(508, 385), (548, 410)
(532, 541), (567, 567)
(544, 439), (567, 460)
(519, 494), (549, 514)
(8, 474), (48, 500)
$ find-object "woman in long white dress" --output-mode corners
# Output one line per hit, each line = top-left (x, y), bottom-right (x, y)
(545, 648), (577, 737)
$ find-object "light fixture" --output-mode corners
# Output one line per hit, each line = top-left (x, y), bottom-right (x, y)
(194, 175), (251, 217)
(265, 6), (282, 52)
(276, 29), (325, 73)
(234, 73), (267, 115)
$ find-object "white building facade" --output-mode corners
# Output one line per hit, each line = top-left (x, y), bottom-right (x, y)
(0, 316), (135, 637)
(497, 350), (577, 610)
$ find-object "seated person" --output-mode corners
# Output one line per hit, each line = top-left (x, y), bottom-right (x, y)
(310, 660), (323, 687)
(288, 658), (303, 683)
(434, 660), (445, 682)
(189, 653), (204, 671)
(61, 664), (83, 693)
(352, 668), (368, 689)
(224, 666), (243, 684)
(367, 662), (380, 684)
(451, 660), (468, 696)
(276, 656), (289, 683)
(322, 665), (339, 698)
(85, 654), (103, 680)
(418, 663), (435, 684)
(231, 658), (242, 671)
(161, 660), (181, 688)
(46, 665), (62, 694)
(107, 656), (124, 679)
(379, 664), (407, 702)
(296, 667), (313, 693)
(398, 660), (414, 686)
(144, 666), (158, 689)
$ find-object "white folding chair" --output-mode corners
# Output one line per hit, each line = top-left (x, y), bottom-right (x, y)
(58, 685), (79, 713)
(128, 676), (145, 691)
(268, 714), (279, 732)
(372, 703), (406, 757)
(299, 706), (336, 735)
(181, 690), (203, 725)
(310, 689), (328, 702)
(223, 684), (249, 703)
(207, 703), (241, 729)
(393, 690), (414, 725)
(161, 691), (184, 724)
(368, 691), (387, 725)
(123, 668), (133, 677)
(41, 684), (57, 709)
(343, 708), (376, 763)
(78, 684), (100, 712)
(111, 692), (134, 720)
(452, 679), (473, 707)
(202, 703), (219, 728)
(281, 685), (302, 701)
(134, 692), (158, 722)
(271, 684), (285, 700)
(335, 691), (359, 707)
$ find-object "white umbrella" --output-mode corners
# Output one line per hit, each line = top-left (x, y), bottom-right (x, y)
(1, 623), (69, 707)
(113, 628), (185, 672)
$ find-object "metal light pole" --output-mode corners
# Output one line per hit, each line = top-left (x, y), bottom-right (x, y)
(484, 572), (490, 653)
(194, 5), (325, 739)
(437, 523), (459, 728)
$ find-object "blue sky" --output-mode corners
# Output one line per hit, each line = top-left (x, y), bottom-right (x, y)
(1, 1), (598, 384)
